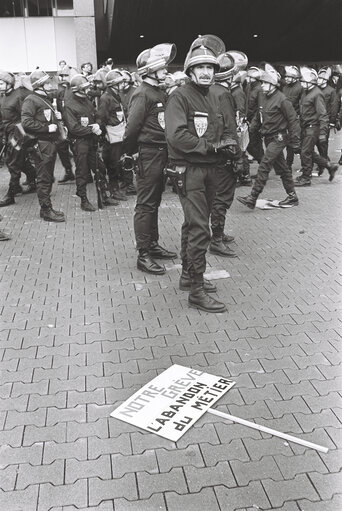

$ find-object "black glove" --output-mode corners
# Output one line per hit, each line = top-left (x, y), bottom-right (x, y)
(207, 138), (237, 153)
(233, 158), (244, 175)
(292, 145), (301, 154)
(335, 120), (341, 131)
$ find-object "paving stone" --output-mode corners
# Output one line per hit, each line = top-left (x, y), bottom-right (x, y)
(275, 450), (328, 480)
(0, 485), (39, 511)
(184, 461), (236, 492)
(16, 459), (64, 489)
(49, 376), (86, 394)
(28, 391), (67, 411)
(263, 474), (320, 507)
(137, 467), (187, 499)
(89, 475), (138, 505)
(231, 455), (283, 485)
(23, 423), (67, 446)
(38, 480), (88, 510)
(166, 487), (220, 511)
(298, 494), (342, 511)
(200, 439), (249, 465)
(5, 407), (47, 429)
(111, 450), (158, 477)
(0, 465), (18, 491)
(114, 494), (166, 511)
(295, 409), (341, 432)
(46, 404), (87, 426)
(66, 456), (111, 484)
(43, 438), (87, 463)
(308, 471), (342, 500)
(215, 481), (270, 510)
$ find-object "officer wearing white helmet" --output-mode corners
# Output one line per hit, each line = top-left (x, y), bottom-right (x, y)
(282, 65), (302, 171)
(21, 70), (65, 222)
(238, 63), (300, 209)
(122, 43), (177, 275)
(165, 34), (237, 313)
(209, 51), (242, 258)
(316, 68), (339, 174)
(0, 70), (37, 207)
(97, 69), (127, 201)
(246, 66), (264, 164)
(62, 74), (102, 211)
(296, 66), (339, 186)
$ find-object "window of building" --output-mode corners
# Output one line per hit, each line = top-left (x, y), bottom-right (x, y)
(27, 0), (53, 16)
(0, 0), (24, 17)
(55, 0), (73, 16)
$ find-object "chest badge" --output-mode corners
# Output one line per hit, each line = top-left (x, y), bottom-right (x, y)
(44, 109), (51, 122)
(158, 111), (165, 129)
(80, 116), (89, 127)
(117, 111), (124, 122)
(194, 111), (208, 137)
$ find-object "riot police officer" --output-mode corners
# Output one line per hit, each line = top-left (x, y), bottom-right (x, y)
(282, 66), (302, 171)
(165, 35), (237, 313)
(21, 70), (65, 222)
(238, 64), (300, 209)
(122, 43), (177, 275)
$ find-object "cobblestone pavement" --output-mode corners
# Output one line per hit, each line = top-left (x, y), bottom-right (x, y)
(0, 135), (341, 511)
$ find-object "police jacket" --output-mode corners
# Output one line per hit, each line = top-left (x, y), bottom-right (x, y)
(282, 81), (302, 116)
(320, 85), (339, 124)
(231, 84), (247, 116)
(165, 81), (229, 167)
(299, 86), (329, 138)
(97, 87), (124, 128)
(1, 87), (29, 136)
(56, 84), (69, 112)
(119, 85), (135, 119)
(123, 82), (167, 155)
(211, 83), (239, 143)
(21, 92), (59, 142)
(250, 89), (300, 148)
(247, 81), (263, 122)
(63, 93), (96, 138)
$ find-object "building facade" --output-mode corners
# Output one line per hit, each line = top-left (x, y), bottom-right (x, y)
(0, 0), (98, 73)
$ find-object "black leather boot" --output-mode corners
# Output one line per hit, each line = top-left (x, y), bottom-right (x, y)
(237, 192), (258, 209)
(40, 208), (65, 222)
(327, 163), (338, 182)
(0, 193), (15, 207)
(80, 197), (96, 212)
(278, 192), (299, 207)
(149, 241), (177, 259)
(209, 237), (237, 257)
(58, 169), (75, 184)
(179, 268), (217, 293)
(188, 276), (226, 313)
(137, 249), (166, 275)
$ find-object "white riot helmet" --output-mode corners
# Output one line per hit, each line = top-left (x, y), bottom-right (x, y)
(232, 70), (247, 86)
(184, 34), (224, 76)
(300, 66), (318, 90)
(247, 66), (262, 81)
(260, 63), (280, 95)
(106, 69), (124, 88)
(136, 43), (176, 77)
(227, 50), (248, 73)
(215, 52), (235, 82)
(317, 67), (332, 88)
(284, 65), (300, 84)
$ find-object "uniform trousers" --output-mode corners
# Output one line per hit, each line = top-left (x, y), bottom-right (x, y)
(253, 134), (295, 195)
(134, 144), (167, 250)
(179, 165), (218, 277)
(102, 140), (123, 186)
(210, 164), (237, 238)
(73, 137), (96, 198)
(32, 140), (57, 209)
(247, 130), (264, 163)
(300, 126), (330, 178)
(56, 139), (72, 171)
(6, 143), (36, 192)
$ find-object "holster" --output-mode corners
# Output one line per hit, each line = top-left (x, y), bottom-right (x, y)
(164, 165), (187, 196)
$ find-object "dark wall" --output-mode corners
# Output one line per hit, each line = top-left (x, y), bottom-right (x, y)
(107, 0), (342, 65)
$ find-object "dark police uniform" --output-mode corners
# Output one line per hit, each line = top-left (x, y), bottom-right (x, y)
(282, 80), (302, 169)
(316, 84), (339, 161)
(210, 82), (240, 253)
(0, 87), (36, 201)
(299, 86), (330, 181)
(165, 81), (228, 278)
(53, 87), (73, 180)
(62, 92), (97, 199)
(123, 82), (168, 252)
(249, 88), (300, 195)
(246, 80), (264, 163)
(97, 87), (125, 191)
(21, 92), (59, 210)
(231, 81), (251, 184)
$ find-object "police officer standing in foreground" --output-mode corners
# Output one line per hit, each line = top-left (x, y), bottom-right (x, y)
(21, 70), (65, 222)
(122, 43), (177, 275)
(165, 35), (236, 313)
(237, 64), (300, 209)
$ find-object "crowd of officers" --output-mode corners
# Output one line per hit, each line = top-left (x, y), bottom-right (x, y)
(0, 35), (341, 313)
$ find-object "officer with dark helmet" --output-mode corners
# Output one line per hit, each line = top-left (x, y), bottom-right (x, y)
(237, 64), (300, 209)
(122, 43), (177, 275)
(165, 35), (238, 313)
(62, 74), (102, 212)
(0, 70), (37, 207)
(209, 51), (243, 258)
(97, 69), (127, 201)
(21, 70), (65, 222)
